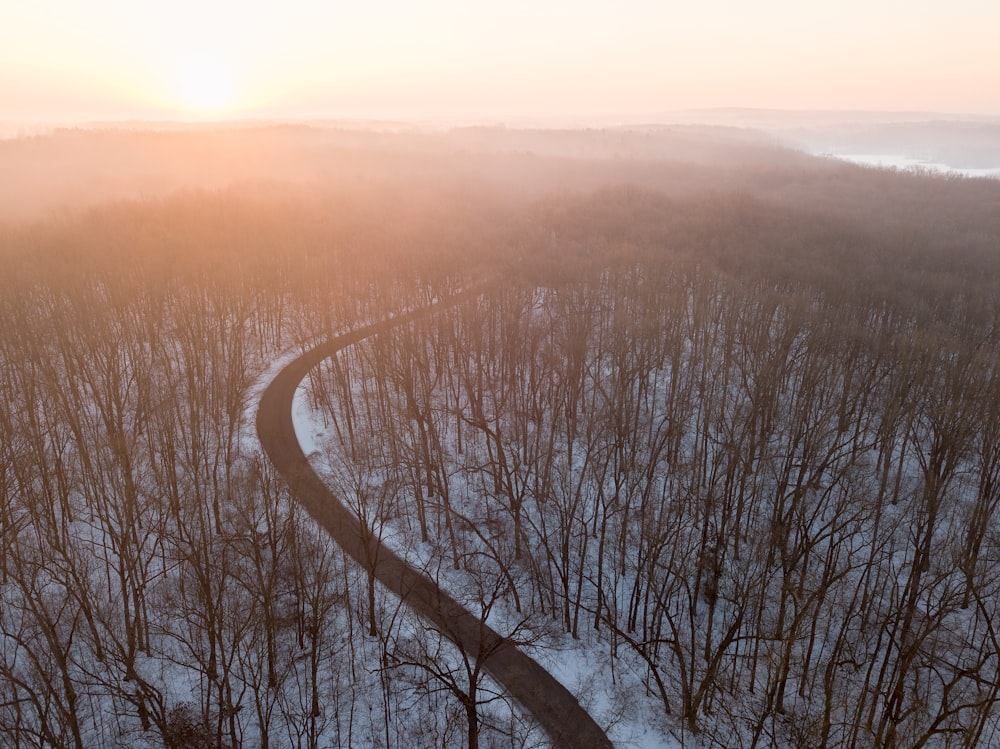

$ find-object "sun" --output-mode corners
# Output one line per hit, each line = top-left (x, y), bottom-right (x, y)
(172, 51), (236, 115)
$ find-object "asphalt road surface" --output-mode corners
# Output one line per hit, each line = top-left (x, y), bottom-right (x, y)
(256, 294), (615, 749)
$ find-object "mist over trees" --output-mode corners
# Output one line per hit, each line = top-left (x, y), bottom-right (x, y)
(1, 128), (1000, 748)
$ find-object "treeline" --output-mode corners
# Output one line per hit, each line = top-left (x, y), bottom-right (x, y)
(0, 124), (809, 222)
(13, 122), (1000, 226)
(306, 186), (1000, 747)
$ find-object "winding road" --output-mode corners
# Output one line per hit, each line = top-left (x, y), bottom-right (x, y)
(256, 292), (614, 749)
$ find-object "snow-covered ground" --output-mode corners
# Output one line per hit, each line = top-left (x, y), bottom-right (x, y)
(291, 367), (683, 749)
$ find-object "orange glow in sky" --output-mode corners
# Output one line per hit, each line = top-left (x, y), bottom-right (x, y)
(2, 0), (999, 122)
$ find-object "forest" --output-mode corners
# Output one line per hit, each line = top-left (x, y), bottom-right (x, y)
(1, 126), (1000, 748)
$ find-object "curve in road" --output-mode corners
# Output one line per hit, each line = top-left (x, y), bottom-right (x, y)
(256, 294), (614, 749)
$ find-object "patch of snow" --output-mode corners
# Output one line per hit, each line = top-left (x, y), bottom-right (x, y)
(826, 152), (1000, 179)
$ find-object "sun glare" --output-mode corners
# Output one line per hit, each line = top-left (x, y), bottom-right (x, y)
(172, 51), (236, 115)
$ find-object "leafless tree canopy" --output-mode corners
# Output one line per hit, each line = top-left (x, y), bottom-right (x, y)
(2, 129), (1000, 748)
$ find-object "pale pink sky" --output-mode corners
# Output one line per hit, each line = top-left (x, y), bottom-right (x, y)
(2, 0), (999, 122)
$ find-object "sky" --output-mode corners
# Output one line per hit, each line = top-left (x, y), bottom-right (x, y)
(2, 0), (999, 123)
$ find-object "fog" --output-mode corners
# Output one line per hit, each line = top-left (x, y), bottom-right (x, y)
(0, 123), (807, 221)
(5, 112), (999, 224)
(636, 108), (1000, 176)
